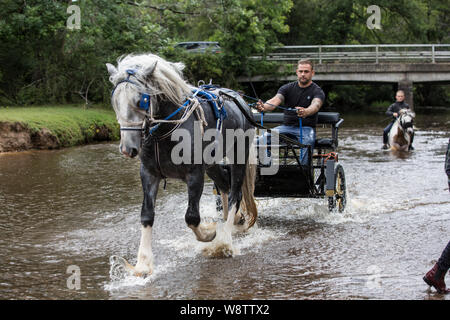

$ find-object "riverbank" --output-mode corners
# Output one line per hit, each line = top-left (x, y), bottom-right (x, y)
(0, 105), (119, 152)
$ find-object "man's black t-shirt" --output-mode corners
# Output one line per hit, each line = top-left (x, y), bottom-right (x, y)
(277, 81), (325, 128)
(385, 101), (410, 117)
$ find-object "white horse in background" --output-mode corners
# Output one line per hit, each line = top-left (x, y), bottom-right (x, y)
(388, 109), (415, 151)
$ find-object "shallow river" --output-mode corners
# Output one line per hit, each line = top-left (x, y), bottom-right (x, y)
(0, 112), (449, 300)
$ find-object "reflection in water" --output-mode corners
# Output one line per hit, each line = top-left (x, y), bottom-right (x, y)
(0, 113), (449, 300)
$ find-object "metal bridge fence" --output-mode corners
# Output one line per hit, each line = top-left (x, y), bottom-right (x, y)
(253, 44), (450, 64)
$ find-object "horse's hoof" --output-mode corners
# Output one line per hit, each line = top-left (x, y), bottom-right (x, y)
(190, 222), (217, 242)
(197, 229), (217, 242)
(202, 242), (234, 258)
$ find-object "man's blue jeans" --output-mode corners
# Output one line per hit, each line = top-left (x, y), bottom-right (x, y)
(257, 125), (316, 165)
(383, 121), (394, 144)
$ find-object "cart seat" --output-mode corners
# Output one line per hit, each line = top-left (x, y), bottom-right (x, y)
(252, 112), (341, 125)
(317, 112), (340, 124)
(315, 138), (335, 149)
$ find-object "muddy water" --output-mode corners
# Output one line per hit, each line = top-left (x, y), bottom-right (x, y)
(0, 112), (449, 300)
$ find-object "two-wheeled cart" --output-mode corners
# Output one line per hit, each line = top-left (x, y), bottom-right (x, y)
(251, 112), (346, 212)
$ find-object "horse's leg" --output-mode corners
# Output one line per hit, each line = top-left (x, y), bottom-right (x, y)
(119, 164), (160, 277)
(226, 164), (247, 229)
(186, 166), (217, 242)
(221, 192), (229, 221)
(206, 166), (230, 221)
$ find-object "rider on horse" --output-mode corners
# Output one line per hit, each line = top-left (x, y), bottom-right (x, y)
(382, 90), (415, 151)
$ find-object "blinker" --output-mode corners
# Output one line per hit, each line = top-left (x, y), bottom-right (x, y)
(140, 93), (151, 111)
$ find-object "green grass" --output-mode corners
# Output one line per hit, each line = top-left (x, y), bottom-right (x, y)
(0, 104), (120, 147)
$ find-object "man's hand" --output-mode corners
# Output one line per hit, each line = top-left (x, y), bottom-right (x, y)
(256, 99), (265, 112)
(296, 106), (309, 118)
(393, 112), (398, 118)
(297, 98), (322, 118)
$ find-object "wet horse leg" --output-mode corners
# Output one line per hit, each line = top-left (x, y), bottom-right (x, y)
(206, 166), (230, 221)
(186, 166), (217, 242)
(226, 164), (246, 229)
(120, 164), (160, 277)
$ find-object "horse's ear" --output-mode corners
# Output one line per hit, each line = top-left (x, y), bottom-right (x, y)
(106, 63), (117, 76)
(143, 61), (158, 82)
(171, 62), (185, 74)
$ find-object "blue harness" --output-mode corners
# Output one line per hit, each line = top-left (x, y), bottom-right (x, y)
(194, 86), (227, 128)
(111, 69), (151, 112)
(111, 70), (227, 137)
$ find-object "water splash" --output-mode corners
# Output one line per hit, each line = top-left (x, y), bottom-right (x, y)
(201, 222), (236, 258)
(105, 255), (152, 290)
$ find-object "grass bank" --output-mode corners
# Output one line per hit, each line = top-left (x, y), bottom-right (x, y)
(0, 105), (119, 151)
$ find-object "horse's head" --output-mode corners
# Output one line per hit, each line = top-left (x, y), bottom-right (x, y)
(107, 62), (157, 158)
(107, 54), (190, 158)
(398, 109), (415, 136)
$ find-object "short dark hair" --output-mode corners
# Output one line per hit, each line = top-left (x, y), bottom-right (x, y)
(297, 59), (314, 70)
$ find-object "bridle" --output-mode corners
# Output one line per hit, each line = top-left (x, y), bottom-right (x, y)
(110, 69), (207, 141)
(398, 113), (414, 131)
(111, 69), (152, 133)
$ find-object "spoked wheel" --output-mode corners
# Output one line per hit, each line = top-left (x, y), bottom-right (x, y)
(328, 164), (346, 212)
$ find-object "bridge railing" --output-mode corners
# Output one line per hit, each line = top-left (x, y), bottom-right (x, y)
(254, 44), (450, 64)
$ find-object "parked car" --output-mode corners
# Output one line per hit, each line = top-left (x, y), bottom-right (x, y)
(174, 41), (221, 54)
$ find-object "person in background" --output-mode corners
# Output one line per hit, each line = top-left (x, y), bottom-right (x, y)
(382, 90), (414, 150)
(422, 138), (450, 294)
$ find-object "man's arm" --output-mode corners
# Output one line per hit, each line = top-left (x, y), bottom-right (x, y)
(256, 94), (284, 112)
(296, 97), (323, 118)
(386, 104), (395, 117)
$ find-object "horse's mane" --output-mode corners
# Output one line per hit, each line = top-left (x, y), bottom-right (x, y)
(111, 53), (192, 105)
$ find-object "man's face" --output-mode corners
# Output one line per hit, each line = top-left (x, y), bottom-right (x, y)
(296, 64), (314, 85)
(396, 92), (405, 102)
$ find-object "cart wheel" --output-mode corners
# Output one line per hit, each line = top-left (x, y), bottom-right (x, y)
(328, 164), (346, 213)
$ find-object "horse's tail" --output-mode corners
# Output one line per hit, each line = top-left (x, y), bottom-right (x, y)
(241, 138), (258, 228)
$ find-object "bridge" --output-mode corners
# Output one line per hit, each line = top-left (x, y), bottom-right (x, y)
(240, 44), (450, 109)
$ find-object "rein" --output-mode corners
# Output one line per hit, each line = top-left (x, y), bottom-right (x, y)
(239, 92), (304, 153)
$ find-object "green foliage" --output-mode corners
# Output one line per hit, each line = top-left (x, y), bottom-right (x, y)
(161, 48), (225, 85)
(0, 0), (448, 108)
(415, 84), (450, 107)
(281, 0), (450, 45)
(213, 0), (293, 72)
(326, 84), (395, 111)
(0, 0), (168, 105)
